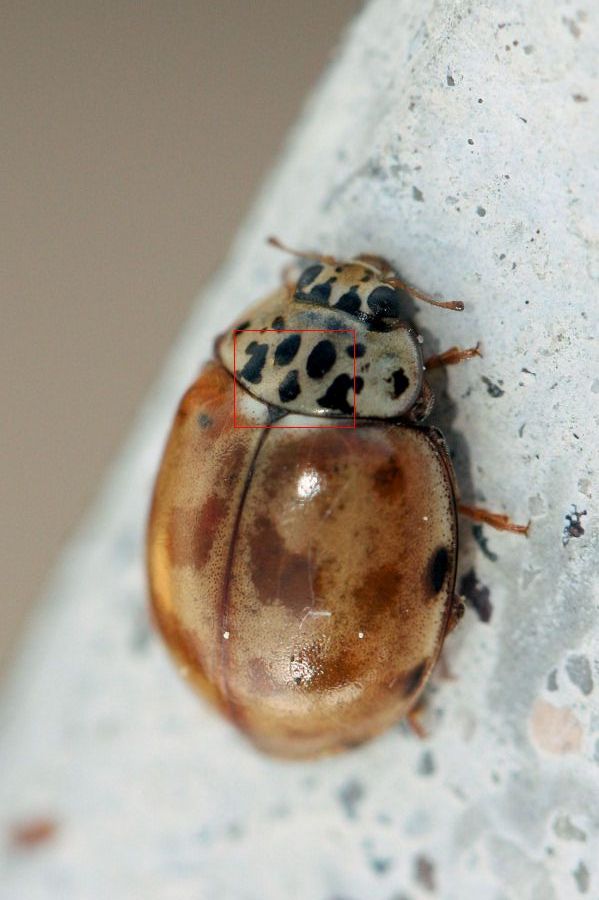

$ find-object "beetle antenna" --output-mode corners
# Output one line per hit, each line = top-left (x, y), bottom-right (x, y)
(384, 276), (464, 311)
(267, 236), (338, 266)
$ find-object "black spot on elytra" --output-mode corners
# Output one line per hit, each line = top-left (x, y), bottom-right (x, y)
(306, 340), (337, 379)
(274, 333), (301, 366)
(389, 367), (409, 397)
(278, 369), (301, 403)
(238, 341), (268, 384)
(334, 289), (362, 315)
(430, 547), (450, 593)
(296, 264), (323, 291)
(347, 342), (366, 358)
(367, 285), (401, 318)
(317, 373), (357, 415)
(355, 377), (364, 393)
(271, 315), (285, 330)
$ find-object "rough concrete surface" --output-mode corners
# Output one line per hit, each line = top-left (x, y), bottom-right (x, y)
(0, 1), (597, 897)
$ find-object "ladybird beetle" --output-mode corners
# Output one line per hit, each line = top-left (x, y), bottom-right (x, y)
(147, 238), (528, 758)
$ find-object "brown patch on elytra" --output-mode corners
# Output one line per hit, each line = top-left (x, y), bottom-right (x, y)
(372, 458), (405, 498)
(249, 515), (317, 617)
(168, 495), (228, 569)
(290, 637), (358, 692)
(353, 564), (402, 623)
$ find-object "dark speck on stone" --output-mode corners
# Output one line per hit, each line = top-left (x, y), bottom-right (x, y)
(338, 779), (364, 819)
(446, 72), (455, 86)
(459, 569), (493, 623)
(547, 668), (558, 691)
(418, 750), (435, 776)
(565, 655), (594, 695)
(481, 376), (505, 397)
(371, 857), (392, 875)
(573, 860), (590, 893)
(412, 186), (424, 202)
(468, 138), (474, 145)
(414, 855), (436, 892)
(563, 506), (587, 544)
(477, 206), (487, 217)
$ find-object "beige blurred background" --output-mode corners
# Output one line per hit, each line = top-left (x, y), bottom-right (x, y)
(1, 2), (358, 672)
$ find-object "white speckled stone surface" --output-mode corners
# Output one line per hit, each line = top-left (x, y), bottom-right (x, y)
(1, 1), (597, 897)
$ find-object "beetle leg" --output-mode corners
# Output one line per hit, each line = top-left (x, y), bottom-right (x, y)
(354, 252), (396, 276)
(445, 595), (465, 634)
(458, 503), (530, 535)
(281, 261), (300, 295)
(406, 701), (428, 739)
(436, 649), (458, 680)
(384, 275), (465, 311)
(424, 342), (482, 370)
(267, 235), (338, 266)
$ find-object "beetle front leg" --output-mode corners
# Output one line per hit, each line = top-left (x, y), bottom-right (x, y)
(458, 503), (530, 535)
(424, 342), (482, 370)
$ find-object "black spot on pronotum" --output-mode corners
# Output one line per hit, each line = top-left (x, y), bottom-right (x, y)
(367, 285), (401, 318)
(430, 547), (450, 593)
(402, 659), (428, 697)
(334, 289), (362, 315)
(307, 281), (332, 304)
(296, 264), (323, 291)
(274, 333), (301, 366)
(347, 342), (366, 358)
(306, 340), (337, 379)
(197, 413), (213, 429)
(389, 367), (409, 397)
(238, 341), (268, 384)
(271, 315), (285, 330)
(278, 369), (301, 403)
(317, 373), (360, 415)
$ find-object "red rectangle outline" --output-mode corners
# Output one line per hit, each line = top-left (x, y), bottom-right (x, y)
(233, 328), (357, 429)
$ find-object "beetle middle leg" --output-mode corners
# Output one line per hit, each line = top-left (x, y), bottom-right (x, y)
(424, 343), (482, 370)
